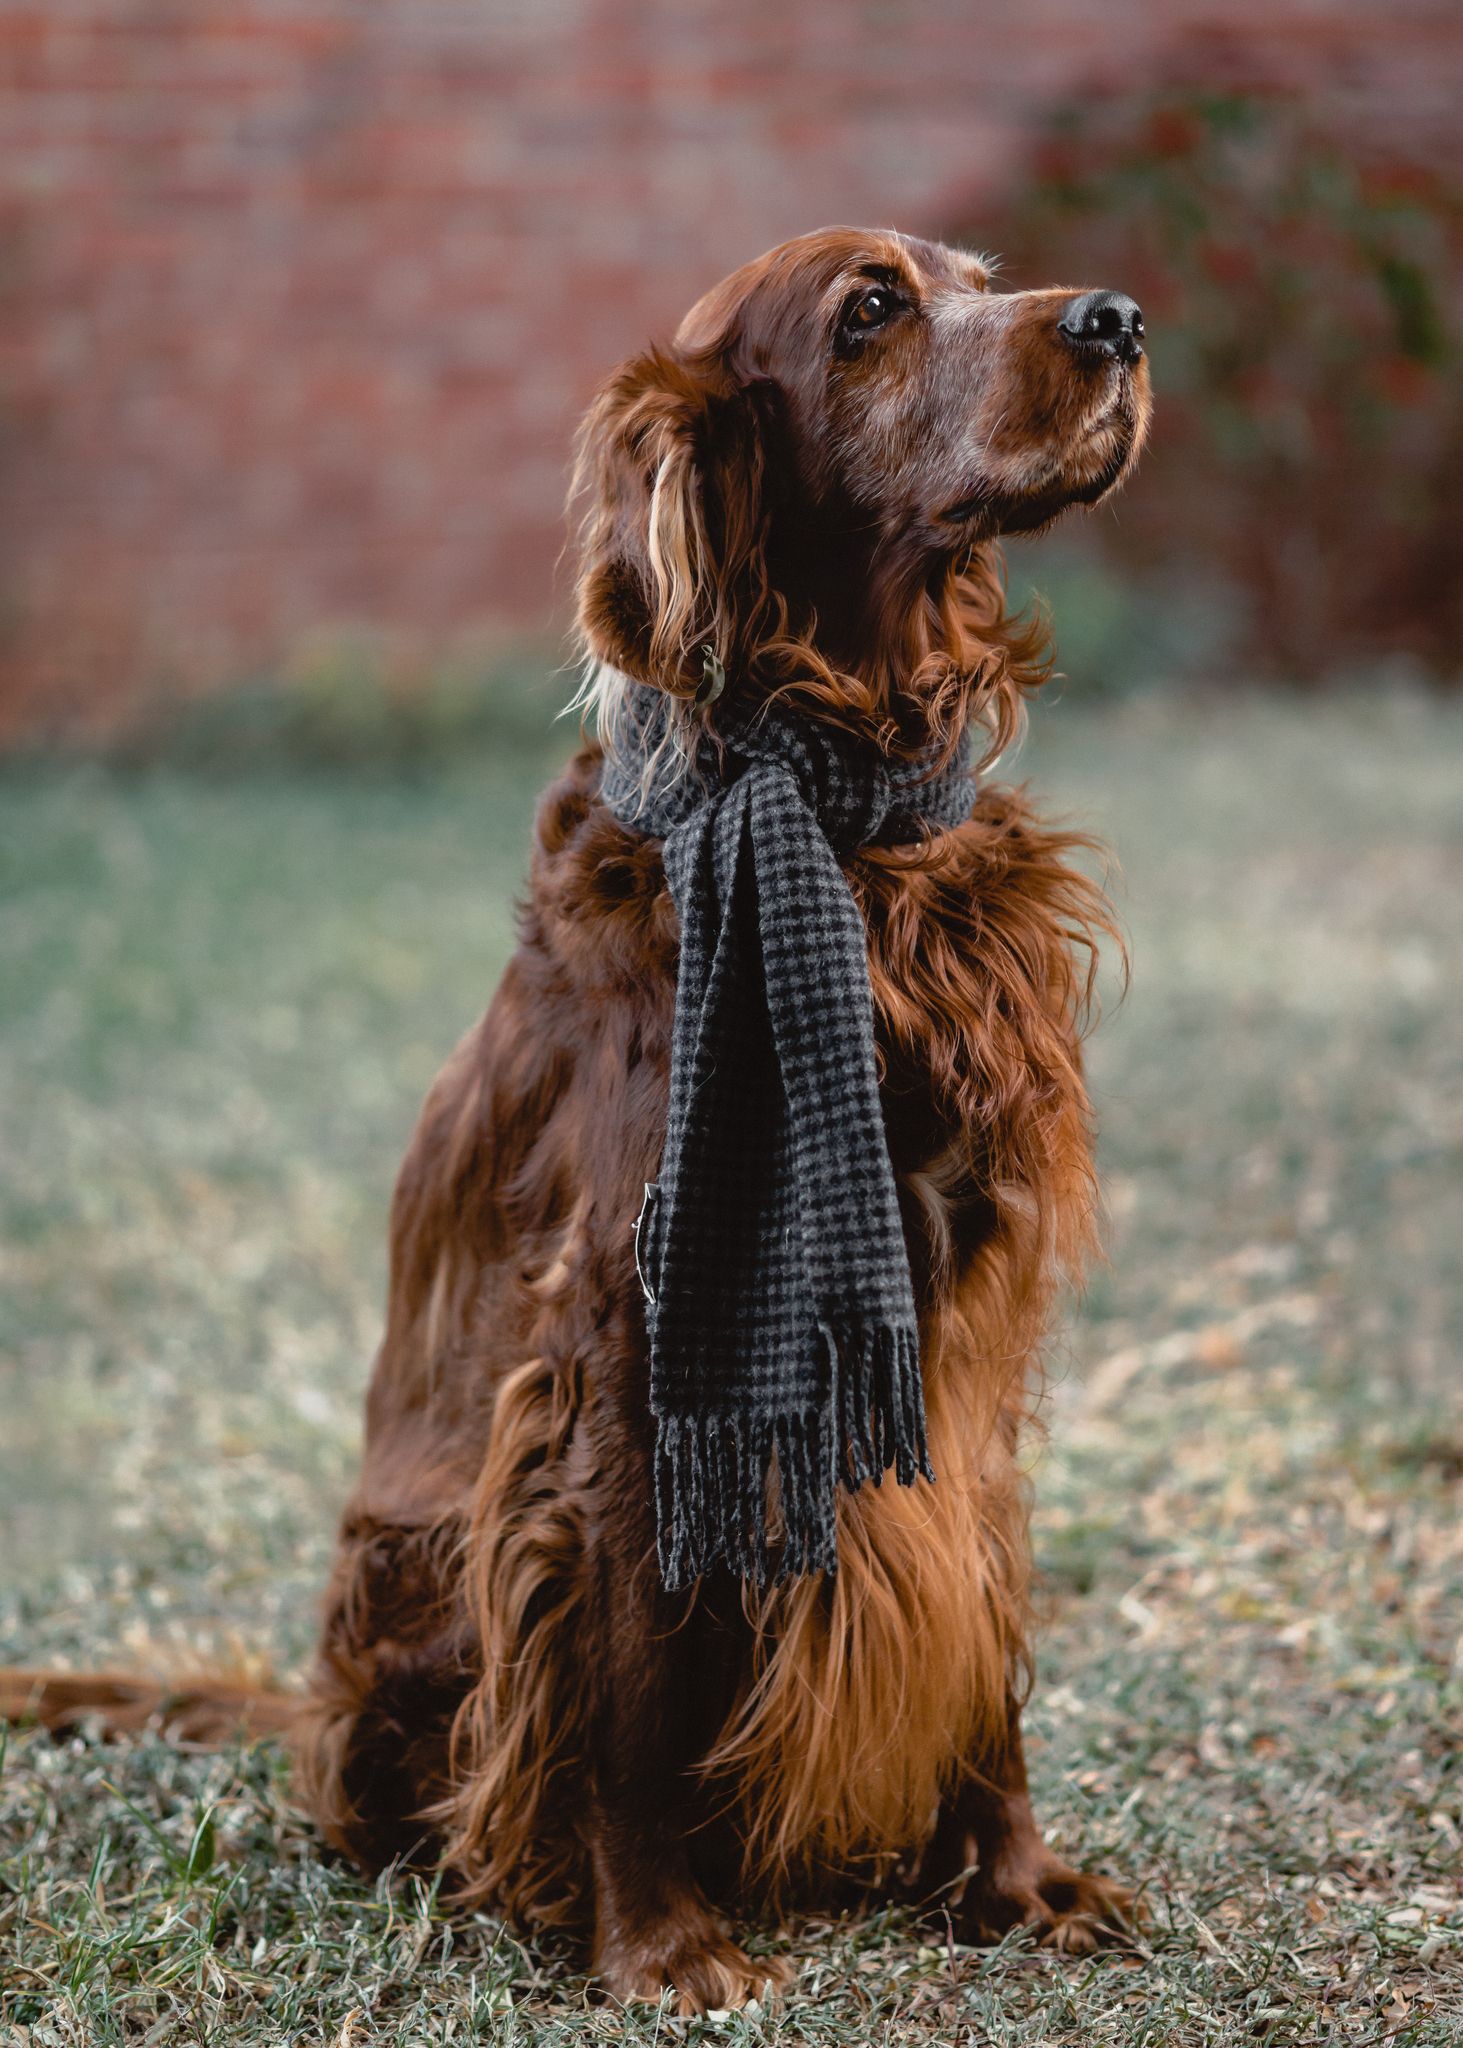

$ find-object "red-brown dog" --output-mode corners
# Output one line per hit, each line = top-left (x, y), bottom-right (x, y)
(5, 228), (1150, 2014)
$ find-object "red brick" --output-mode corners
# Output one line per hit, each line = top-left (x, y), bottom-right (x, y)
(1, 0), (1459, 731)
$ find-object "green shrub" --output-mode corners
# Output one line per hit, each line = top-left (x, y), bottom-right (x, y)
(43, 639), (571, 775)
(963, 87), (1463, 683)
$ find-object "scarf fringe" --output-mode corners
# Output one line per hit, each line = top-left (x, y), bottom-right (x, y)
(825, 1318), (931, 1493)
(653, 1321), (931, 1592)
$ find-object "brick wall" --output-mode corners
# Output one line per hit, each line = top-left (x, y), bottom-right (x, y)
(2, 0), (1459, 730)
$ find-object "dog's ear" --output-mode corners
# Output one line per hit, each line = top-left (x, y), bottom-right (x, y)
(573, 348), (770, 697)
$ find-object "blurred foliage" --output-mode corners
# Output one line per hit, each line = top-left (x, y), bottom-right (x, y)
(66, 641), (572, 777)
(971, 87), (1463, 684)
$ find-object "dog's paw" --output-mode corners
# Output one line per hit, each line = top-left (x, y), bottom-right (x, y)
(958, 1852), (1134, 1955)
(595, 1913), (788, 2016)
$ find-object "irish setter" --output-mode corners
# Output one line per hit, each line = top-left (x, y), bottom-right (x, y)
(4, 228), (1150, 2012)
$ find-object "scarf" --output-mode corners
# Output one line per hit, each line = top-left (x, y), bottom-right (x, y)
(600, 680), (977, 1590)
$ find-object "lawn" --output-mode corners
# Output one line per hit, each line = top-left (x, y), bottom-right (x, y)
(1, 687), (1461, 2046)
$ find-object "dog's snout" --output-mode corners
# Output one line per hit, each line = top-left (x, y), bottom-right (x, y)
(1058, 289), (1145, 364)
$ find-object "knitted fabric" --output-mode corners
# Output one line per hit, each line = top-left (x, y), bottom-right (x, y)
(600, 680), (976, 1589)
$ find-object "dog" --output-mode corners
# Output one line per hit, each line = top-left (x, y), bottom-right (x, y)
(4, 228), (1150, 2014)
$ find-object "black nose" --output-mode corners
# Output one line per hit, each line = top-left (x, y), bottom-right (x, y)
(1058, 289), (1145, 364)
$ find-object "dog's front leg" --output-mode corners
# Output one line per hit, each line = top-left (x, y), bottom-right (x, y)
(921, 1696), (1133, 1953)
(579, 1398), (778, 2015)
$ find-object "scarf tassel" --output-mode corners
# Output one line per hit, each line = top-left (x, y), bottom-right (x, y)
(826, 1318), (931, 1494)
(653, 1321), (931, 1592)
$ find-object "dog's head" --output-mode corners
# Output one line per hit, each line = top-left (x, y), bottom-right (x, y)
(574, 227), (1151, 752)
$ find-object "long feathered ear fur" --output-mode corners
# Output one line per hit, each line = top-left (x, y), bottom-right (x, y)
(572, 347), (769, 702)
(571, 346), (1052, 782)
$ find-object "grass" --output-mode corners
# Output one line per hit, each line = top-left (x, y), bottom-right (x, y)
(1, 683), (1461, 2045)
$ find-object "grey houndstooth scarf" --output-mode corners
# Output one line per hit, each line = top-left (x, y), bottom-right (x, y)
(600, 678), (977, 1590)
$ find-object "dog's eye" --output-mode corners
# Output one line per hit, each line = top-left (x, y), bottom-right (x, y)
(843, 286), (899, 335)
